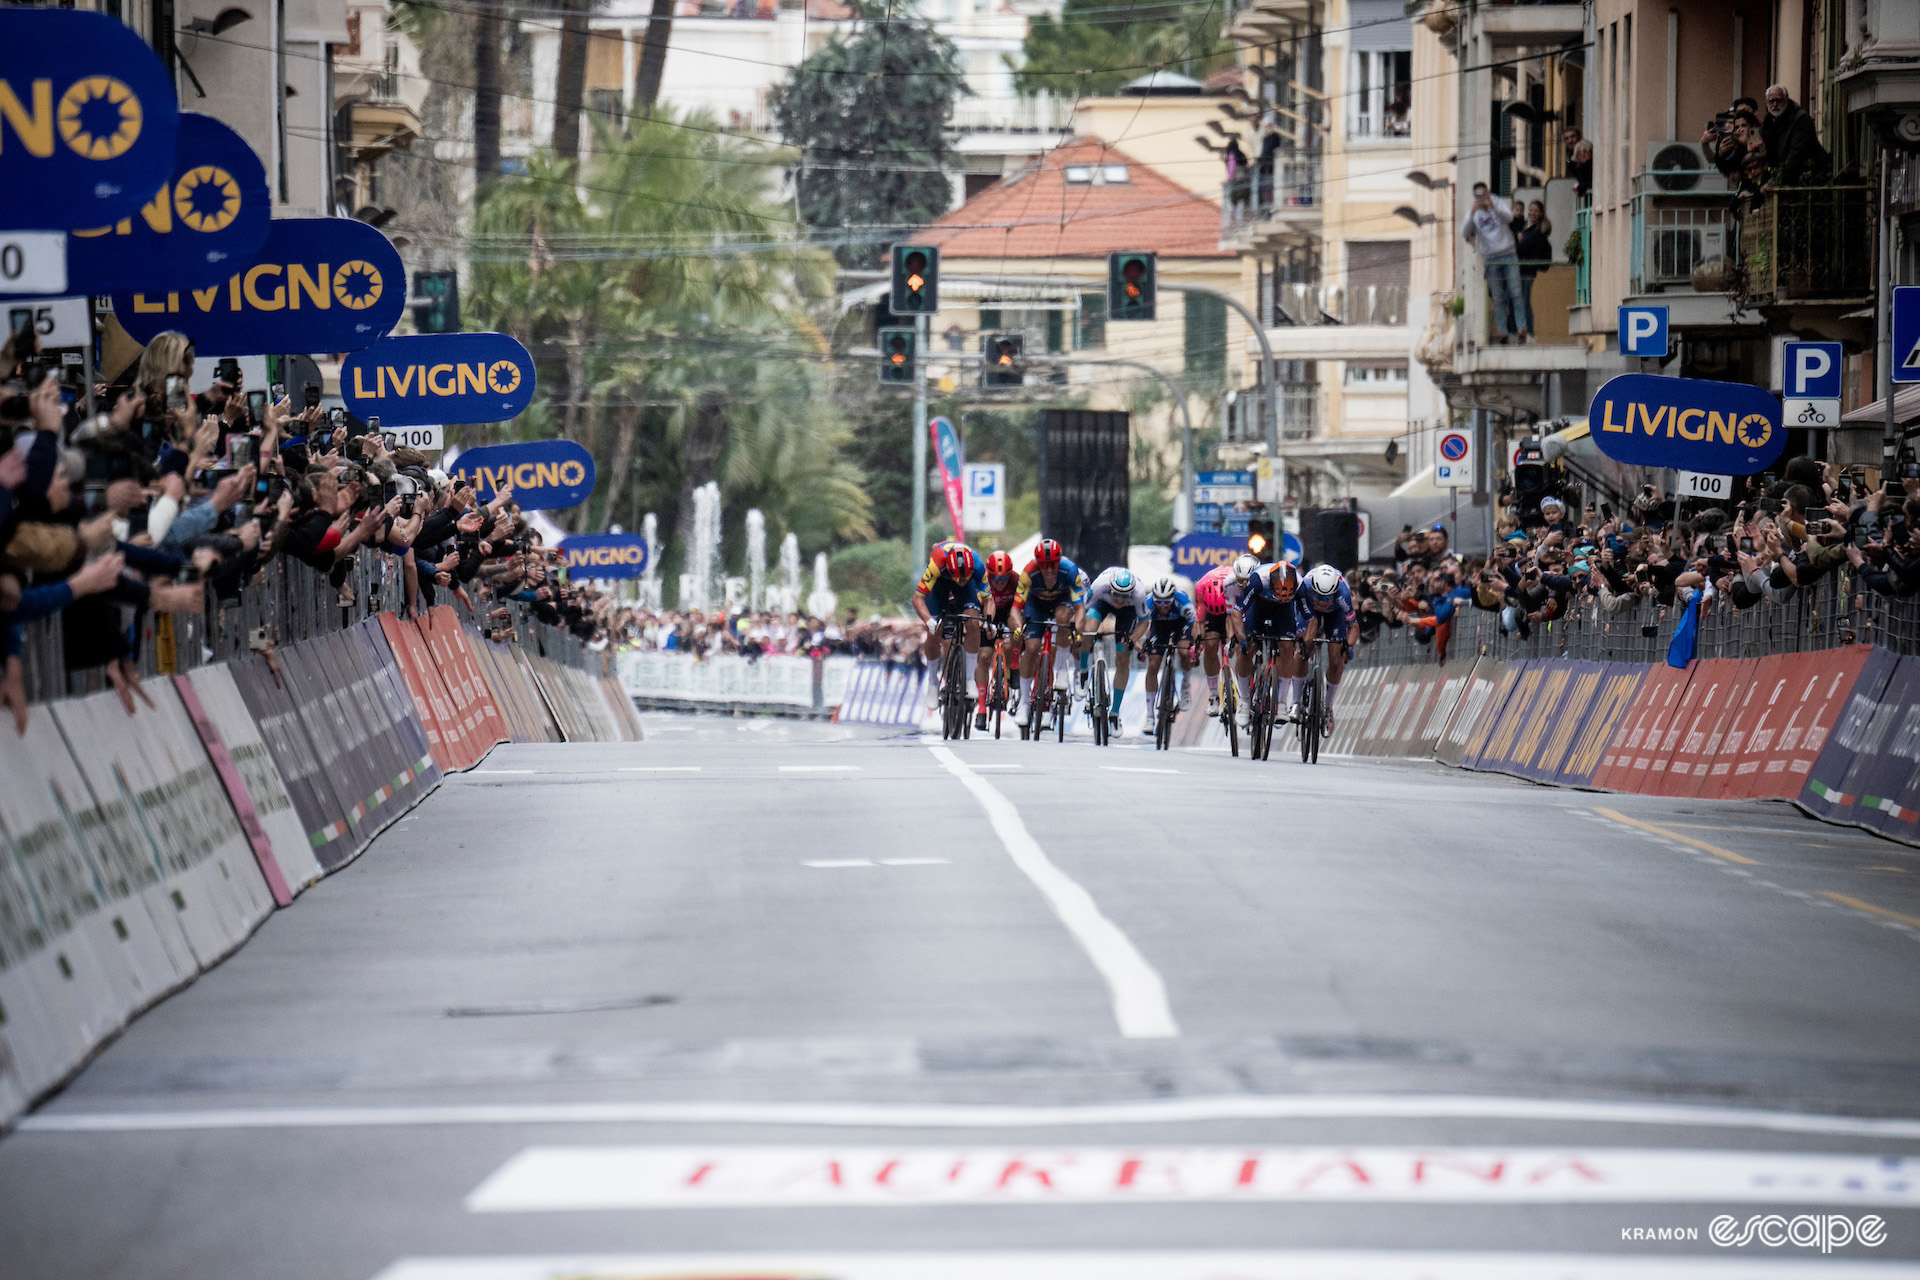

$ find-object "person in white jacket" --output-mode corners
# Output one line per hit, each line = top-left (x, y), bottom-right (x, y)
(1460, 182), (1527, 343)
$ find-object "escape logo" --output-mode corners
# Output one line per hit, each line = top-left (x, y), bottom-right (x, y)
(1710, 1214), (1888, 1252)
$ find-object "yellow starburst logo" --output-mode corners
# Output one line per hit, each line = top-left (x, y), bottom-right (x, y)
(332, 260), (384, 310)
(174, 165), (242, 233)
(486, 360), (522, 395)
(1736, 413), (1772, 449)
(57, 76), (142, 160)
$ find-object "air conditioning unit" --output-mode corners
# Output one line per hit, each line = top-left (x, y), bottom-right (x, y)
(1645, 141), (1728, 192)
(1647, 222), (1728, 284)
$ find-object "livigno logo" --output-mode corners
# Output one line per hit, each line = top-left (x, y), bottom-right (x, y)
(1710, 1213), (1887, 1252)
(340, 333), (538, 427)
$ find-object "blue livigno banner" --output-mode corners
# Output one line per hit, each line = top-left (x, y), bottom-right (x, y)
(1171, 532), (1248, 580)
(112, 217), (405, 355)
(448, 439), (595, 511)
(0, 9), (181, 230)
(66, 113), (268, 294)
(1589, 373), (1785, 475)
(560, 533), (649, 579)
(341, 333), (536, 426)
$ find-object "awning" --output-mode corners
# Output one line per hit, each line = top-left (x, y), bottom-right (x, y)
(1842, 383), (1920, 426)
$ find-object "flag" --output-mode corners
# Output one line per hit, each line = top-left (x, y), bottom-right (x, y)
(1666, 589), (1701, 670)
(929, 415), (966, 538)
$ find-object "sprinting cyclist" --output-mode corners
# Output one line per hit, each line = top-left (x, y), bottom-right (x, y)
(981, 550), (1023, 721)
(1299, 563), (1359, 731)
(1079, 566), (1139, 733)
(1129, 576), (1197, 731)
(1194, 554), (1254, 714)
(1235, 557), (1304, 726)
(1015, 538), (1089, 702)
(912, 540), (988, 723)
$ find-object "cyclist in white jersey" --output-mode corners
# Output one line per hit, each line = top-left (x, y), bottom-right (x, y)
(1077, 566), (1141, 732)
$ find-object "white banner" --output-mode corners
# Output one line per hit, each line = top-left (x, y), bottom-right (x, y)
(618, 652), (852, 709)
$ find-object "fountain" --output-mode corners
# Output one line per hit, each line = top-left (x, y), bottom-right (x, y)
(807, 551), (837, 619)
(745, 509), (766, 612)
(641, 512), (661, 610)
(688, 481), (722, 613)
(776, 533), (802, 614)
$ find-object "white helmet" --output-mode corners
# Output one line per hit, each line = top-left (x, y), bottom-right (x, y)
(1231, 553), (1259, 585)
(1306, 564), (1343, 600)
(1109, 570), (1136, 600)
(1150, 576), (1178, 603)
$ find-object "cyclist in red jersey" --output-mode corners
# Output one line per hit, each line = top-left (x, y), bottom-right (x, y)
(1193, 557), (1251, 715)
(982, 550), (1023, 708)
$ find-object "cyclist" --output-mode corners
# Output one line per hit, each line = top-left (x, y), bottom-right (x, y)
(981, 550), (1023, 720)
(1128, 576), (1197, 730)
(1236, 558), (1304, 726)
(1079, 566), (1140, 733)
(1299, 563), (1359, 731)
(912, 539), (988, 723)
(1193, 555), (1253, 714)
(1015, 538), (1089, 702)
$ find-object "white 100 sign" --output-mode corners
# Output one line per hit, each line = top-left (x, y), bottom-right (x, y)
(1678, 470), (1730, 499)
(379, 425), (444, 452)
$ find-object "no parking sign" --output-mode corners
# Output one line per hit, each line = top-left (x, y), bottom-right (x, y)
(1435, 429), (1474, 487)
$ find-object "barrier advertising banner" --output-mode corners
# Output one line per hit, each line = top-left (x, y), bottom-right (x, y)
(1717, 647), (1873, 800)
(1550, 664), (1648, 787)
(1649, 658), (1756, 797)
(1799, 648), (1903, 825)
(66, 113), (269, 294)
(340, 332), (536, 426)
(1588, 663), (1694, 792)
(0, 9), (181, 231)
(1589, 372), (1785, 475)
(561, 533), (650, 580)
(1815, 656), (1920, 838)
(114, 216), (406, 355)
(1431, 659), (1508, 768)
(446, 439), (595, 511)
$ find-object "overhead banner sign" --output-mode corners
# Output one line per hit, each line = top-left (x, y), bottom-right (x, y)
(1590, 373), (1784, 476)
(447, 439), (594, 511)
(1172, 532), (1248, 580)
(560, 533), (649, 579)
(929, 415), (965, 538)
(0, 8), (180, 230)
(113, 216), (405, 355)
(64, 113), (268, 295)
(341, 332), (536, 426)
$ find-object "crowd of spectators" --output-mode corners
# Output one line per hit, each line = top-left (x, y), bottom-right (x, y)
(0, 328), (615, 728)
(611, 606), (933, 666)
(1350, 452), (1920, 661)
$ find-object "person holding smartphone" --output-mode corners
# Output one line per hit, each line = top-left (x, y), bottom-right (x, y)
(1459, 181), (1527, 343)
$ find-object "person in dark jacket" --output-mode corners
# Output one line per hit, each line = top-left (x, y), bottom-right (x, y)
(1510, 201), (1553, 340)
(1761, 86), (1829, 187)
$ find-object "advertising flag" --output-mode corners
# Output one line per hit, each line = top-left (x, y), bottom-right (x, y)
(930, 415), (965, 539)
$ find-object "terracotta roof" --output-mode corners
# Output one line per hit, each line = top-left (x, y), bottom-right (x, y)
(920, 137), (1230, 260)
(1202, 65), (1244, 93)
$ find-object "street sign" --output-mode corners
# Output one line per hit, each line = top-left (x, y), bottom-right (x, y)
(1281, 530), (1303, 564)
(0, 232), (66, 296)
(1784, 398), (1842, 429)
(377, 423), (444, 453)
(1434, 428), (1474, 487)
(1676, 470), (1733, 500)
(1784, 341), (1844, 398)
(962, 461), (1004, 532)
(1255, 457), (1280, 502)
(1590, 372), (1784, 475)
(1354, 512), (1371, 560)
(1197, 470), (1253, 486)
(1895, 287), (1920, 383)
(1618, 304), (1670, 358)
(2, 295), (89, 349)
(1193, 483), (1254, 504)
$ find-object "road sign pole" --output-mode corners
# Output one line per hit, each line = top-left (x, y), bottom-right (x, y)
(1883, 143), (1897, 472)
(912, 312), (928, 569)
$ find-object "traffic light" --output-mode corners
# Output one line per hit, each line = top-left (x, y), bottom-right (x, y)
(890, 244), (939, 315)
(1107, 251), (1156, 321)
(877, 327), (915, 384)
(1246, 518), (1275, 559)
(981, 333), (1023, 388)
(410, 270), (460, 333)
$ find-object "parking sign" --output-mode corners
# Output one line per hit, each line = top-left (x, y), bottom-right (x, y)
(1896, 287), (1920, 384)
(1618, 305), (1669, 358)
(962, 462), (1005, 532)
(1434, 429), (1474, 488)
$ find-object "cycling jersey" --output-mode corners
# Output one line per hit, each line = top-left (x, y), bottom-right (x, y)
(1140, 588), (1196, 648)
(1016, 558), (1088, 619)
(1194, 565), (1235, 617)
(1240, 562), (1305, 639)
(1083, 567), (1140, 625)
(1301, 572), (1358, 636)
(916, 540), (988, 618)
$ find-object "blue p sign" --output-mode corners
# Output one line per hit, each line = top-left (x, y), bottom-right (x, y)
(1784, 341), (1843, 398)
(1619, 305), (1669, 358)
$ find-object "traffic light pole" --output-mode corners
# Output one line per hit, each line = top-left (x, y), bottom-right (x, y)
(911, 312), (929, 570)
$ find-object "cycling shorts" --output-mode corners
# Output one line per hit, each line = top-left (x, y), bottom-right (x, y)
(1085, 599), (1138, 632)
(984, 598), (1020, 633)
(1141, 616), (1188, 652)
(1201, 611), (1231, 638)
(1022, 596), (1073, 626)
(1244, 599), (1305, 640)
(926, 578), (983, 620)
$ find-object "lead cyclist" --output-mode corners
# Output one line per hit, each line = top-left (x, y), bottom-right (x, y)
(1297, 564), (1360, 730)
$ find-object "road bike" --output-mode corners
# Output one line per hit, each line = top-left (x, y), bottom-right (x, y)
(982, 620), (1016, 740)
(1220, 644), (1240, 757)
(1022, 619), (1071, 742)
(1297, 635), (1333, 764)
(1244, 635), (1290, 762)
(1087, 629), (1114, 747)
(935, 614), (973, 741)
(1148, 640), (1185, 752)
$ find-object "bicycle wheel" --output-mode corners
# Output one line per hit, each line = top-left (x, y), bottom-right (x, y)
(1092, 656), (1110, 746)
(991, 652), (1007, 740)
(1155, 667), (1176, 751)
(1298, 671), (1314, 763)
(1250, 667), (1271, 761)
(1308, 663), (1327, 764)
(1224, 678), (1240, 758)
(943, 641), (968, 740)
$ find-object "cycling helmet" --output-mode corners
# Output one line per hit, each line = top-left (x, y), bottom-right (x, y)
(1306, 564), (1343, 600)
(1150, 576), (1178, 603)
(1109, 570), (1136, 600)
(941, 544), (977, 579)
(1266, 562), (1300, 602)
(1232, 553), (1259, 585)
(986, 550), (1015, 579)
(1197, 575), (1228, 613)
(1033, 538), (1063, 568)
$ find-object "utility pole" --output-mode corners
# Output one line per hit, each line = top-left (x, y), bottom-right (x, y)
(911, 312), (929, 568)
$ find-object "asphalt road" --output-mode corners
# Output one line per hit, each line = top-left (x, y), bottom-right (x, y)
(4, 711), (1920, 1280)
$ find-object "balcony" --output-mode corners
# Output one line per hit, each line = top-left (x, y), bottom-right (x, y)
(1252, 282), (1408, 361)
(1273, 282), (1407, 327)
(1225, 0), (1320, 39)
(1621, 182), (1756, 328)
(1738, 186), (1874, 308)
(1221, 155), (1322, 249)
(1224, 383), (1318, 444)
(950, 96), (1076, 136)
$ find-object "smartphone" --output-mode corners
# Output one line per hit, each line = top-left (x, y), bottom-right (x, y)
(165, 375), (187, 412)
(303, 385), (321, 411)
(368, 415), (381, 433)
(229, 435), (257, 469)
(1600, 502), (1614, 522)
(271, 382), (286, 402)
(244, 389), (266, 425)
(214, 357), (241, 385)
(1739, 537), (1754, 553)
(1838, 476), (1854, 502)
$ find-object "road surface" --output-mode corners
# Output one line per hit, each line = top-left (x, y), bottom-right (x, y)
(3, 712), (1919, 1279)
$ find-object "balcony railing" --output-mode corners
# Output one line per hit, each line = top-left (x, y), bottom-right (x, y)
(1573, 201), (1590, 306)
(1225, 383), (1318, 444)
(1739, 185), (1874, 306)
(950, 96), (1075, 135)
(1629, 191), (1733, 295)
(1221, 156), (1323, 236)
(1272, 282), (1407, 327)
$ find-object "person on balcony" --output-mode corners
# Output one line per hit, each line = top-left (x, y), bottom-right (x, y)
(1760, 86), (1830, 188)
(1510, 201), (1553, 341)
(1562, 127), (1592, 197)
(1461, 182), (1527, 344)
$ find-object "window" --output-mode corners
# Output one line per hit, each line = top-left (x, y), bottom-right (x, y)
(1064, 166), (1094, 184)
(979, 308), (1001, 331)
(1101, 164), (1129, 183)
(1345, 362), (1408, 387)
(1076, 292), (1107, 349)
(1184, 293), (1227, 387)
(1350, 51), (1411, 139)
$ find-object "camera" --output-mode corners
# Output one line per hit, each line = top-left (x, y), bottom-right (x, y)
(382, 471), (423, 518)
(214, 357), (241, 386)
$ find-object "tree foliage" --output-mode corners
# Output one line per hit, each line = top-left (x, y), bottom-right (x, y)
(770, 0), (965, 267)
(1013, 0), (1231, 98)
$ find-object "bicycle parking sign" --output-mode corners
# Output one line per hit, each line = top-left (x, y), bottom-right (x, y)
(1782, 341), (1842, 427)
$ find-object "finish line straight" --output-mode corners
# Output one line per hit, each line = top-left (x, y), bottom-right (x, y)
(927, 745), (1178, 1038)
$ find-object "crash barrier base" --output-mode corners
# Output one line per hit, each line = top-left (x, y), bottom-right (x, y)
(618, 652), (855, 720)
(0, 610), (640, 1130)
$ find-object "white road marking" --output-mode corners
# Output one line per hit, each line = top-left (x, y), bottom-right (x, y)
(465, 1144), (1920, 1212)
(879, 857), (950, 866)
(617, 766), (701, 773)
(25, 1093), (1920, 1137)
(929, 745), (1177, 1039)
(371, 1253), (1920, 1280)
(779, 765), (861, 772)
(1101, 765), (1181, 774)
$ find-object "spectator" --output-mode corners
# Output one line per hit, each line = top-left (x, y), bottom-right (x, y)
(1511, 200), (1553, 339)
(1760, 85), (1830, 187)
(1563, 126), (1592, 196)
(1460, 182), (1527, 344)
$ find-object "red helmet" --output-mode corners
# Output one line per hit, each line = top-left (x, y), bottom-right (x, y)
(941, 544), (977, 579)
(1033, 538), (1063, 568)
(986, 550), (1015, 578)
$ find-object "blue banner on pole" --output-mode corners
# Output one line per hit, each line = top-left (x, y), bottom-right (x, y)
(1589, 372), (1785, 475)
(0, 9), (181, 230)
(112, 216), (405, 355)
(341, 333), (536, 426)
(560, 533), (649, 579)
(447, 439), (595, 511)
(65, 114), (268, 294)
(1172, 532), (1247, 579)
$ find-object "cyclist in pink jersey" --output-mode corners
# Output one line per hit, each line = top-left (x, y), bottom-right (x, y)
(1193, 556), (1252, 715)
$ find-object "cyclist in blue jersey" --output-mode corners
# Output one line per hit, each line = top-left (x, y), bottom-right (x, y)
(1127, 576), (1198, 731)
(1015, 537), (1089, 695)
(1236, 559), (1305, 726)
(1299, 563), (1359, 730)
(912, 540), (989, 725)
(1079, 565), (1140, 732)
